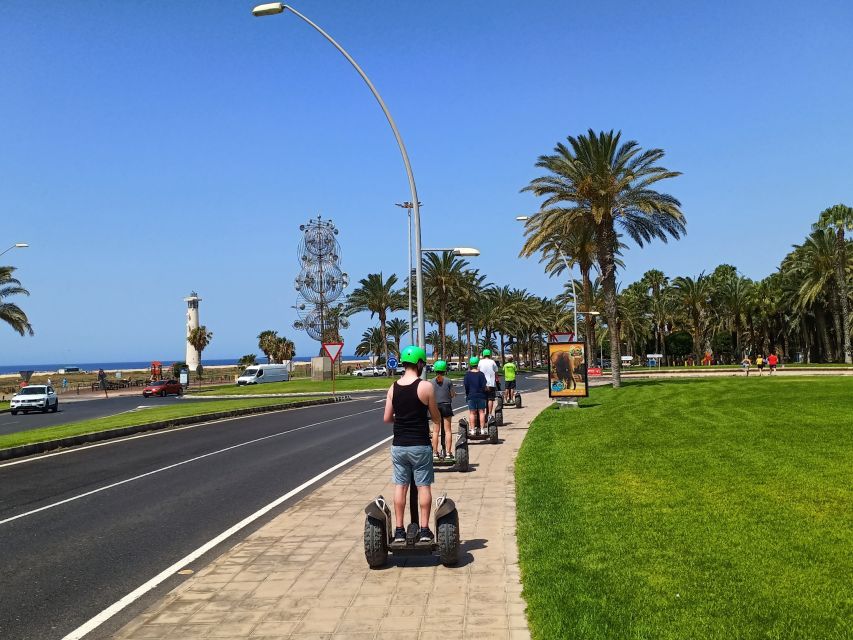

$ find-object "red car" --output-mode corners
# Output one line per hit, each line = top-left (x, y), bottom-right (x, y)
(142, 379), (183, 398)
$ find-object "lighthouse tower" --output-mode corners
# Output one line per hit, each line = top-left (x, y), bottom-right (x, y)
(184, 291), (201, 370)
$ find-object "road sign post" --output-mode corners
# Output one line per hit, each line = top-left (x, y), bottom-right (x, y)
(322, 342), (344, 395)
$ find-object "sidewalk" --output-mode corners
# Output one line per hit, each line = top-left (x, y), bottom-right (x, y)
(114, 389), (552, 640)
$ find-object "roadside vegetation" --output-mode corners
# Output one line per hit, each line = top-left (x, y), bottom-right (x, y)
(516, 377), (852, 639)
(0, 396), (324, 449)
(191, 376), (393, 396)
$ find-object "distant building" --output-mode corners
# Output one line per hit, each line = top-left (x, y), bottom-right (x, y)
(184, 291), (201, 370)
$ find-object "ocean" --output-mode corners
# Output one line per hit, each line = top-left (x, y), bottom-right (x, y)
(0, 356), (364, 376)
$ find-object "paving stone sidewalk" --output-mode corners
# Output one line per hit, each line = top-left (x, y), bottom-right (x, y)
(115, 388), (553, 640)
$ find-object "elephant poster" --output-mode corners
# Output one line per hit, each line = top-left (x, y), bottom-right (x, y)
(547, 341), (588, 398)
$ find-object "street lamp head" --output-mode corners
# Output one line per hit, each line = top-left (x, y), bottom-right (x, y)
(452, 247), (480, 257)
(14, 243), (28, 248)
(515, 216), (530, 222)
(253, 2), (285, 16)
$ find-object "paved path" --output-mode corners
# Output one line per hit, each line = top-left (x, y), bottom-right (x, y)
(115, 388), (552, 640)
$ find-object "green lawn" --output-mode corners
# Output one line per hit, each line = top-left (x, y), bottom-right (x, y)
(0, 396), (323, 449)
(620, 362), (853, 372)
(0, 401), (8, 411)
(516, 377), (852, 640)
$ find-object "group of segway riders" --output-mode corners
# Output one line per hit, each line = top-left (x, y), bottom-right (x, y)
(382, 346), (518, 545)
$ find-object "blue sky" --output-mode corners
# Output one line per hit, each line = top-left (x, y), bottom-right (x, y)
(1, 1), (851, 364)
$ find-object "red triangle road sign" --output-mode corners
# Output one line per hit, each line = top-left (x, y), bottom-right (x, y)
(322, 342), (344, 362)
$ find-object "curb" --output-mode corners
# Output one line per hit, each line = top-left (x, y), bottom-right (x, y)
(0, 396), (352, 462)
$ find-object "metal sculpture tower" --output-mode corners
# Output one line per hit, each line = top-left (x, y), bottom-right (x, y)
(293, 216), (348, 349)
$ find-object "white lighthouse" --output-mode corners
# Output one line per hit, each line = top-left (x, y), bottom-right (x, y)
(184, 291), (201, 370)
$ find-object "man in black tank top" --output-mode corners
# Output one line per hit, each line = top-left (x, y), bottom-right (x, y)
(383, 346), (441, 543)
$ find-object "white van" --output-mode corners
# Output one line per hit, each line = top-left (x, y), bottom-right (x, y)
(237, 363), (290, 385)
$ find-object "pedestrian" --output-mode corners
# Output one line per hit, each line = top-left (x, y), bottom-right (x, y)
(768, 352), (778, 374)
(741, 355), (751, 377)
(755, 355), (765, 376)
(383, 345), (441, 544)
(97, 368), (109, 397)
(62, 377), (68, 391)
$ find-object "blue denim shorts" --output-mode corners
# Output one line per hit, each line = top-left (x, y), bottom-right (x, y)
(391, 445), (434, 486)
(467, 398), (486, 411)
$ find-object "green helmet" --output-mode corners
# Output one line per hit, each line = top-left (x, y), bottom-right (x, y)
(469, 356), (480, 367)
(482, 348), (492, 357)
(400, 345), (427, 365)
(433, 360), (448, 373)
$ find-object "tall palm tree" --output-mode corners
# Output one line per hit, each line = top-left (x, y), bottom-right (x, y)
(346, 272), (404, 365)
(0, 266), (33, 336)
(354, 327), (393, 362)
(814, 204), (853, 363)
(271, 336), (295, 363)
(386, 317), (409, 353)
(672, 275), (711, 358)
(257, 330), (279, 364)
(523, 129), (685, 387)
(187, 326), (213, 369)
(422, 252), (469, 358)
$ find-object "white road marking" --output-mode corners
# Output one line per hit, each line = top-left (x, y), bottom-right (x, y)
(0, 399), (357, 470)
(61, 433), (394, 640)
(0, 406), (382, 526)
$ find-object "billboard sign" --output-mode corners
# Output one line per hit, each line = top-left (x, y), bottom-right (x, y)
(547, 340), (589, 398)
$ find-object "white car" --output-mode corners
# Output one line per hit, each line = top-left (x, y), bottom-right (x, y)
(10, 384), (59, 414)
(351, 366), (388, 377)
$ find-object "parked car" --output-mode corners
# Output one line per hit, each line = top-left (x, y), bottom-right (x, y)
(351, 366), (387, 377)
(10, 384), (59, 414)
(143, 379), (183, 397)
(394, 366), (404, 375)
(237, 364), (290, 385)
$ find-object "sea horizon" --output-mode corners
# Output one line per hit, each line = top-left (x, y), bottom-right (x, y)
(0, 355), (367, 376)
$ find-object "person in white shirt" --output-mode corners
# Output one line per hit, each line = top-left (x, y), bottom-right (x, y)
(478, 349), (499, 417)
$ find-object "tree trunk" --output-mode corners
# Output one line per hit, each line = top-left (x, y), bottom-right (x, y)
(439, 302), (446, 359)
(597, 222), (621, 388)
(582, 268), (594, 369)
(380, 311), (389, 364)
(836, 229), (852, 363)
(815, 307), (832, 362)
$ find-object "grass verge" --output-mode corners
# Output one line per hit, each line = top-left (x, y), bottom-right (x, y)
(0, 397), (323, 449)
(516, 377), (852, 640)
(191, 376), (394, 395)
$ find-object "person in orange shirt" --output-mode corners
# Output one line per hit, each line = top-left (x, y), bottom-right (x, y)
(768, 353), (778, 374)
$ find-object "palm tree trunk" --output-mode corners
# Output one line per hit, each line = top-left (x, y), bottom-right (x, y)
(815, 307), (832, 362)
(597, 223), (621, 388)
(440, 302), (447, 359)
(836, 229), (851, 363)
(582, 268), (594, 370)
(380, 311), (389, 364)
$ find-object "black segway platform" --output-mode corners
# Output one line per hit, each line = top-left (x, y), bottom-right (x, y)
(432, 423), (469, 472)
(363, 472), (460, 568)
(459, 412), (499, 445)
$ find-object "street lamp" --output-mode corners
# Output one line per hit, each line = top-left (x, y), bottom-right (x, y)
(515, 216), (578, 337)
(396, 201), (422, 346)
(0, 243), (29, 258)
(422, 247), (480, 257)
(253, 3), (427, 357)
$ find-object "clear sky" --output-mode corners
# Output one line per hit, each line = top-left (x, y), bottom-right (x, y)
(1, 1), (851, 364)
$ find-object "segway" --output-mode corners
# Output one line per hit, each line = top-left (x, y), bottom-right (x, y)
(363, 470), (460, 568)
(459, 410), (499, 445)
(433, 422), (469, 472)
(494, 395), (504, 427)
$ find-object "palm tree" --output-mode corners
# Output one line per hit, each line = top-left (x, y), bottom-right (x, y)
(355, 327), (393, 362)
(257, 330), (279, 363)
(238, 354), (257, 371)
(422, 252), (469, 358)
(814, 204), (853, 363)
(187, 326), (213, 369)
(0, 266), (33, 336)
(672, 275), (711, 359)
(346, 273), (404, 365)
(523, 129), (685, 387)
(386, 317), (409, 353)
(271, 336), (295, 363)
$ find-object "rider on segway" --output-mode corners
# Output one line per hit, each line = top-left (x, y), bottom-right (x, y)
(431, 360), (455, 461)
(382, 345), (441, 544)
(503, 354), (518, 404)
(463, 356), (487, 436)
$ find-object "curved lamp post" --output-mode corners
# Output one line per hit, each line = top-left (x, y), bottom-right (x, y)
(253, 3), (426, 354)
(0, 243), (29, 259)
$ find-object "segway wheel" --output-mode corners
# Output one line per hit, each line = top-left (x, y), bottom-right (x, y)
(363, 516), (388, 569)
(495, 395), (503, 411)
(455, 443), (469, 472)
(458, 418), (468, 438)
(436, 511), (460, 566)
(515, 394), (522, 409)
(495, 409), (503, 427)
(488, 418), (499, 444)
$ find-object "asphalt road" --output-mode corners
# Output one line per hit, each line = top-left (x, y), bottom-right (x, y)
(0, 375), (544, 640)
(0, 394), (203, 436)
